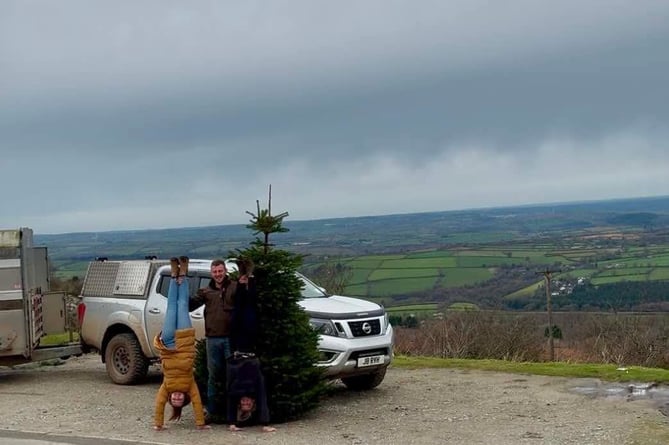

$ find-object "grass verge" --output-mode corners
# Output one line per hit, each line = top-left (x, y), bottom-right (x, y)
(40, 332), (79, 346)
(393, 355), (669, 383)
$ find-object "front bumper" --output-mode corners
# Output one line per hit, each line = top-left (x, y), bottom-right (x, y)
(316, 324), (394, 378)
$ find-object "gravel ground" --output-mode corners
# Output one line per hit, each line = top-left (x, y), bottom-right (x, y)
(1, 354), (668, 445)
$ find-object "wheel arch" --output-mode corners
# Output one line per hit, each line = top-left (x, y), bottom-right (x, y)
(101, 323), (142, 363)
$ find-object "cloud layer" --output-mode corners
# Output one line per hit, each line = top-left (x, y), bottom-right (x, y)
(2, 1), (669, 233)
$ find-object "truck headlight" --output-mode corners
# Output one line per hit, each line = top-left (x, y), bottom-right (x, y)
(309, 318), (339, 337)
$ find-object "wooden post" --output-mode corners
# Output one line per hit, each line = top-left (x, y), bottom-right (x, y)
(538, 269), (558, 362)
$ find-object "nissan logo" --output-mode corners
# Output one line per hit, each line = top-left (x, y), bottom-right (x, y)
(361, 322), (372, 334)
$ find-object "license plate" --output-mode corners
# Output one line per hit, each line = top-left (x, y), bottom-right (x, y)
(357, 355), (384, 368)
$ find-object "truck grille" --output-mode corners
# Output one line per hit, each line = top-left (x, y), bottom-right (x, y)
(349, 348), (389, 360)
(348, 319), (381, 337)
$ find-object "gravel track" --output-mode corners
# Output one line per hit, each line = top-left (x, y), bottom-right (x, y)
(1, 354), (667, 445)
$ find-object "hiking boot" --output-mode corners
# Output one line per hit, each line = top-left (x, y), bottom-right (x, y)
(169, 257), (179, 278)
(179, 256), (189, 276)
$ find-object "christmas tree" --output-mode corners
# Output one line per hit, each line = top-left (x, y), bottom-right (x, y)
(195, 187), (326, 422)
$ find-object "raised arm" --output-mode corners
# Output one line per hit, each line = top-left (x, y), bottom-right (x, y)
(190, 287), (206, 309)
(256, 373), (271, 425)
(153, 383), (169, 430)
(188, 380), (208, 428)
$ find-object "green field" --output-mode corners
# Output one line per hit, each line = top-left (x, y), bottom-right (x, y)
(649, 255), (669, 266)
(346, 258), (385, 269)
(447, 302), (479, 310)
(368, 268), (439, 281)
(591, 274), (651, 285)
(334, 241), (669, 303)
(558, 268), (598, 278)
(380, 257), (457, 268)
(649, 267), (669, 280)
(342, 251), (499, 297)
(404, 250), (454, 258)
(52, 261), (90, 279)
(442, 268), (493, 287)
(599, 267), (653, 276)
(504, 281), (544, 299)
(49, 224), (669, 307)
(386, 303), (438, 313)
(348, 268), (374, 285)
(455, 256), (522, 267)
(345, 277), (439, 297)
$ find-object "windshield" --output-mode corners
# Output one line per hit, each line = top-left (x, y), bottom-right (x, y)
(298, 273), (328, 299)
(200, 262), (328, 299)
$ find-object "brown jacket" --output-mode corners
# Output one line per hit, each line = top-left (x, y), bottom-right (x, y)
(153, 328), (205, 427)
(191, 279), (237, 337)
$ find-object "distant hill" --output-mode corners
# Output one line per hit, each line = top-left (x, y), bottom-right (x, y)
(36, 195), (669, 298)
(36, 195), (669, 258)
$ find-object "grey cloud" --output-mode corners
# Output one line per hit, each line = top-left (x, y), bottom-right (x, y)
(6, 30), (669, 156)
(2, 1), (669, 233)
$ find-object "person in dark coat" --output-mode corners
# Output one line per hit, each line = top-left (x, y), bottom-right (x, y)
(226, 354), (275, 432)
(227, 258), (276, 432)
(230, 258), (259, 354)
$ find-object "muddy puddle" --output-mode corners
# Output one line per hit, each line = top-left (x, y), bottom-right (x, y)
(570, 378), (669, 416)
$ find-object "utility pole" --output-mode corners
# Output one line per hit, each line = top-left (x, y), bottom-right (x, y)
(538, 269), (559, 362)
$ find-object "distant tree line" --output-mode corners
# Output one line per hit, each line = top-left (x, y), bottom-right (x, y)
(388, 314), (420, 328)
(394, 265), (543, 310)
(509, 281), (669, 312)
(553, 281), (669, 312)
(397, 268), (669, 313)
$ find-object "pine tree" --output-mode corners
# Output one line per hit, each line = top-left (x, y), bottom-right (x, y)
(194, 187), (326, 422)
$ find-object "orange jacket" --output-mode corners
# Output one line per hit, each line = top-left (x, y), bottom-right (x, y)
(153, 328), (205, 427)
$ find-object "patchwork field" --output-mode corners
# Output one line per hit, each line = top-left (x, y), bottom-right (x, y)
(51, 239), (669, 307)
(325, 244), (669, 306)
(40, 197), (669, 311)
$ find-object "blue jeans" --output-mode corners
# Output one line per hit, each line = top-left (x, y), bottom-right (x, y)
(162, 278), (191, 349)
(205, 336), (231, 415)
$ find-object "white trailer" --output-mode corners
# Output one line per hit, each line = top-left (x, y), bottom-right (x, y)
(0, 228), (81, 366)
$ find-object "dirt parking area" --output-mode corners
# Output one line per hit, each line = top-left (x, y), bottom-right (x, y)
(1, 354), (668, 445)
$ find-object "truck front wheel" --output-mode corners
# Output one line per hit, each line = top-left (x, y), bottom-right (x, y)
(104, 333), (149, 385)
(341, 366), (387, 391)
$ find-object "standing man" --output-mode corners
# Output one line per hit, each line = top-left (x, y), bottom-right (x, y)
(191, 259), (237, 423)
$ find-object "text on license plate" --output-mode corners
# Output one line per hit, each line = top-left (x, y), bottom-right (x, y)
(357, 355), (384, 368)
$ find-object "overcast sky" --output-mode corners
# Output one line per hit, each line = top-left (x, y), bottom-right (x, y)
(2, 1), (669, 234)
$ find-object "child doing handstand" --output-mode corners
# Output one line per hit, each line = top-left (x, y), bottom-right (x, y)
(153, 256), (209, 431)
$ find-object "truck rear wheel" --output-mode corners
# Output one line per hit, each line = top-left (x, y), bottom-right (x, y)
(104, 333), (149, 385)
(341, 366), (387, 391)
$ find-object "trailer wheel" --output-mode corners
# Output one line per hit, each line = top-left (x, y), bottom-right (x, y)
(104, 333), (149, 385)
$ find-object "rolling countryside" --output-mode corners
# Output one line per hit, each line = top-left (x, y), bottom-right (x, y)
(37, 195), (669, 312)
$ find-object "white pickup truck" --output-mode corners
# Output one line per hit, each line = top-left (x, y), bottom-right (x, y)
(79, 258), (394, 390)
